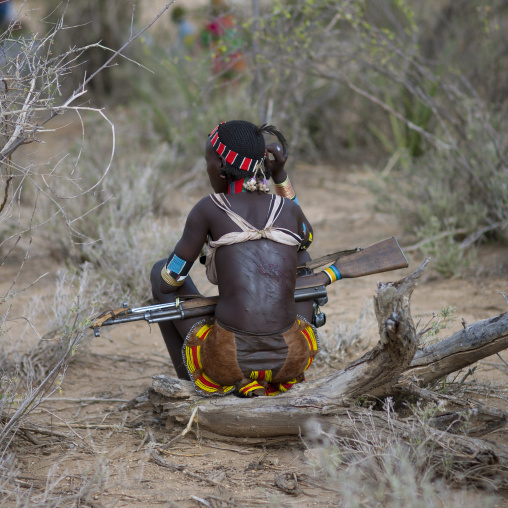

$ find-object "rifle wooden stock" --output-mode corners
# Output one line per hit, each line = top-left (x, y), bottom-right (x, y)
(295, 237), (408, 290)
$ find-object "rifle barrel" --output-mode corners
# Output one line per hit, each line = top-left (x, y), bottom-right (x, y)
(93, 286), (328, 336)
(92, 237), (408, 337)
(129, 302), (178, 314)
(99, 314), (145, 326)
(294, 285), (327, 301)
(97, 308), (182, 328)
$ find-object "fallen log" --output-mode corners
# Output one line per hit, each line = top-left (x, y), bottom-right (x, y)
(124, 261), (425, 436)
(123, 261), (508, 484)
(128, 378), (508, 487)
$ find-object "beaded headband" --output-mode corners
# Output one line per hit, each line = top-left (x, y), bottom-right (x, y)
(208, 123), (264, 172)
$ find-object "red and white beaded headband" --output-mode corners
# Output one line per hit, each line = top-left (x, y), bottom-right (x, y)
(209, 123), (264, 172)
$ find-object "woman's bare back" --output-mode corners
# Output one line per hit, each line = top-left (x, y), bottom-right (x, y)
(206, 192), (302, 332)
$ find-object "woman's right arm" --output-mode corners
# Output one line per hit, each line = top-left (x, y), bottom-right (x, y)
(265, 142), (299, 203)
(158, 196), (212, 294)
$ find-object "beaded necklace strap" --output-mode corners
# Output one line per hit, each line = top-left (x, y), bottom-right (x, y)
(228, 177), (249, 195)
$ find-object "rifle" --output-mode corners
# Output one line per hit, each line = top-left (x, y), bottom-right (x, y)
(91, 237), (408, 337)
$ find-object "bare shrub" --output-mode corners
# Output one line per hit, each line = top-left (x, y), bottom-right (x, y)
(22, 112), (183, 305)
(241, 1), (508, 268)
(304, 404), (500, 507)
(82, 216), (179, 305)
(415, 305), (456, 348)
(40, 0), (138, 100)
(0, 1), (175, 490)
(0, 451), (113, 507)
(0, 3), (116, 408)
(0, 266), (104, 461)
(373, 110), (508, 275)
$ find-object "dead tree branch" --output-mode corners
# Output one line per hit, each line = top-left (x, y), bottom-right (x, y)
(371, 311), (508, 398)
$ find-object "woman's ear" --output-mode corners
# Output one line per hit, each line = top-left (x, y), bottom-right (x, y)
(219, 156), (226, 169)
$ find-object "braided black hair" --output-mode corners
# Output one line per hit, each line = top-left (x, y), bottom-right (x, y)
(217, 120), (288, 183)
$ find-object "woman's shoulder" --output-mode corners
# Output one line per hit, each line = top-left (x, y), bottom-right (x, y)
(193, 194), (219, 209)
(275, 195), (301, 217)
(187, 195), (221, 221)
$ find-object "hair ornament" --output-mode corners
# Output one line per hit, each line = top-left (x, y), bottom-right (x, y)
(257, 179), (270, 193)
(243, 177), (258, 192)
(242, 175), (269, 193)
(209, 121), (287, 195)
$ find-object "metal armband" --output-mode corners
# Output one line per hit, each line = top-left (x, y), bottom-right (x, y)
(274, 176), (299, 204)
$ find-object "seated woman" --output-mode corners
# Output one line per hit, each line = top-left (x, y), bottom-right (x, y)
(151, 120), (318, 397)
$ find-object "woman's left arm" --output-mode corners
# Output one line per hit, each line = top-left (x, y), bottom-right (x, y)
(266, 142), (313, 250)
(297, 205), (314, 251)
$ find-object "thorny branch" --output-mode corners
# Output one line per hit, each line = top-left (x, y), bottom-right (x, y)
(0, 171), (12, 214)
(0, 1), (176, 164)
(0, 0), (177, 456)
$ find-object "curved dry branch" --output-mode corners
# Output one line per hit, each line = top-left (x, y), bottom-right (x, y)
(368, 311), (508, 398)
(301, 259), (425, 399)
(0, 1), (175, 164)
(404, 311), (508, 385)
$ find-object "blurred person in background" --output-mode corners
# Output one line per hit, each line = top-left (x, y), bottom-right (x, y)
(170, 6), (197, 54)
(0, 1), (23, 65)
(0, 0), (14, 30)
(201, 0), (245, 79)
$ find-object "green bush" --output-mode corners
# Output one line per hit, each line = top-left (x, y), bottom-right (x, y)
(237, 0), (508, 269)
(373, 107), (508, 275)
(129, 41), (257, 151)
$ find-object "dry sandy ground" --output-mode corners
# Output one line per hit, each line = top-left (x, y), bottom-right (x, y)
(3, 154), (508, 506)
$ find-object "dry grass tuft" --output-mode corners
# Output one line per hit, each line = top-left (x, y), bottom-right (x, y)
(317, 299), (376, 368)
(304, 403), (501, 507)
